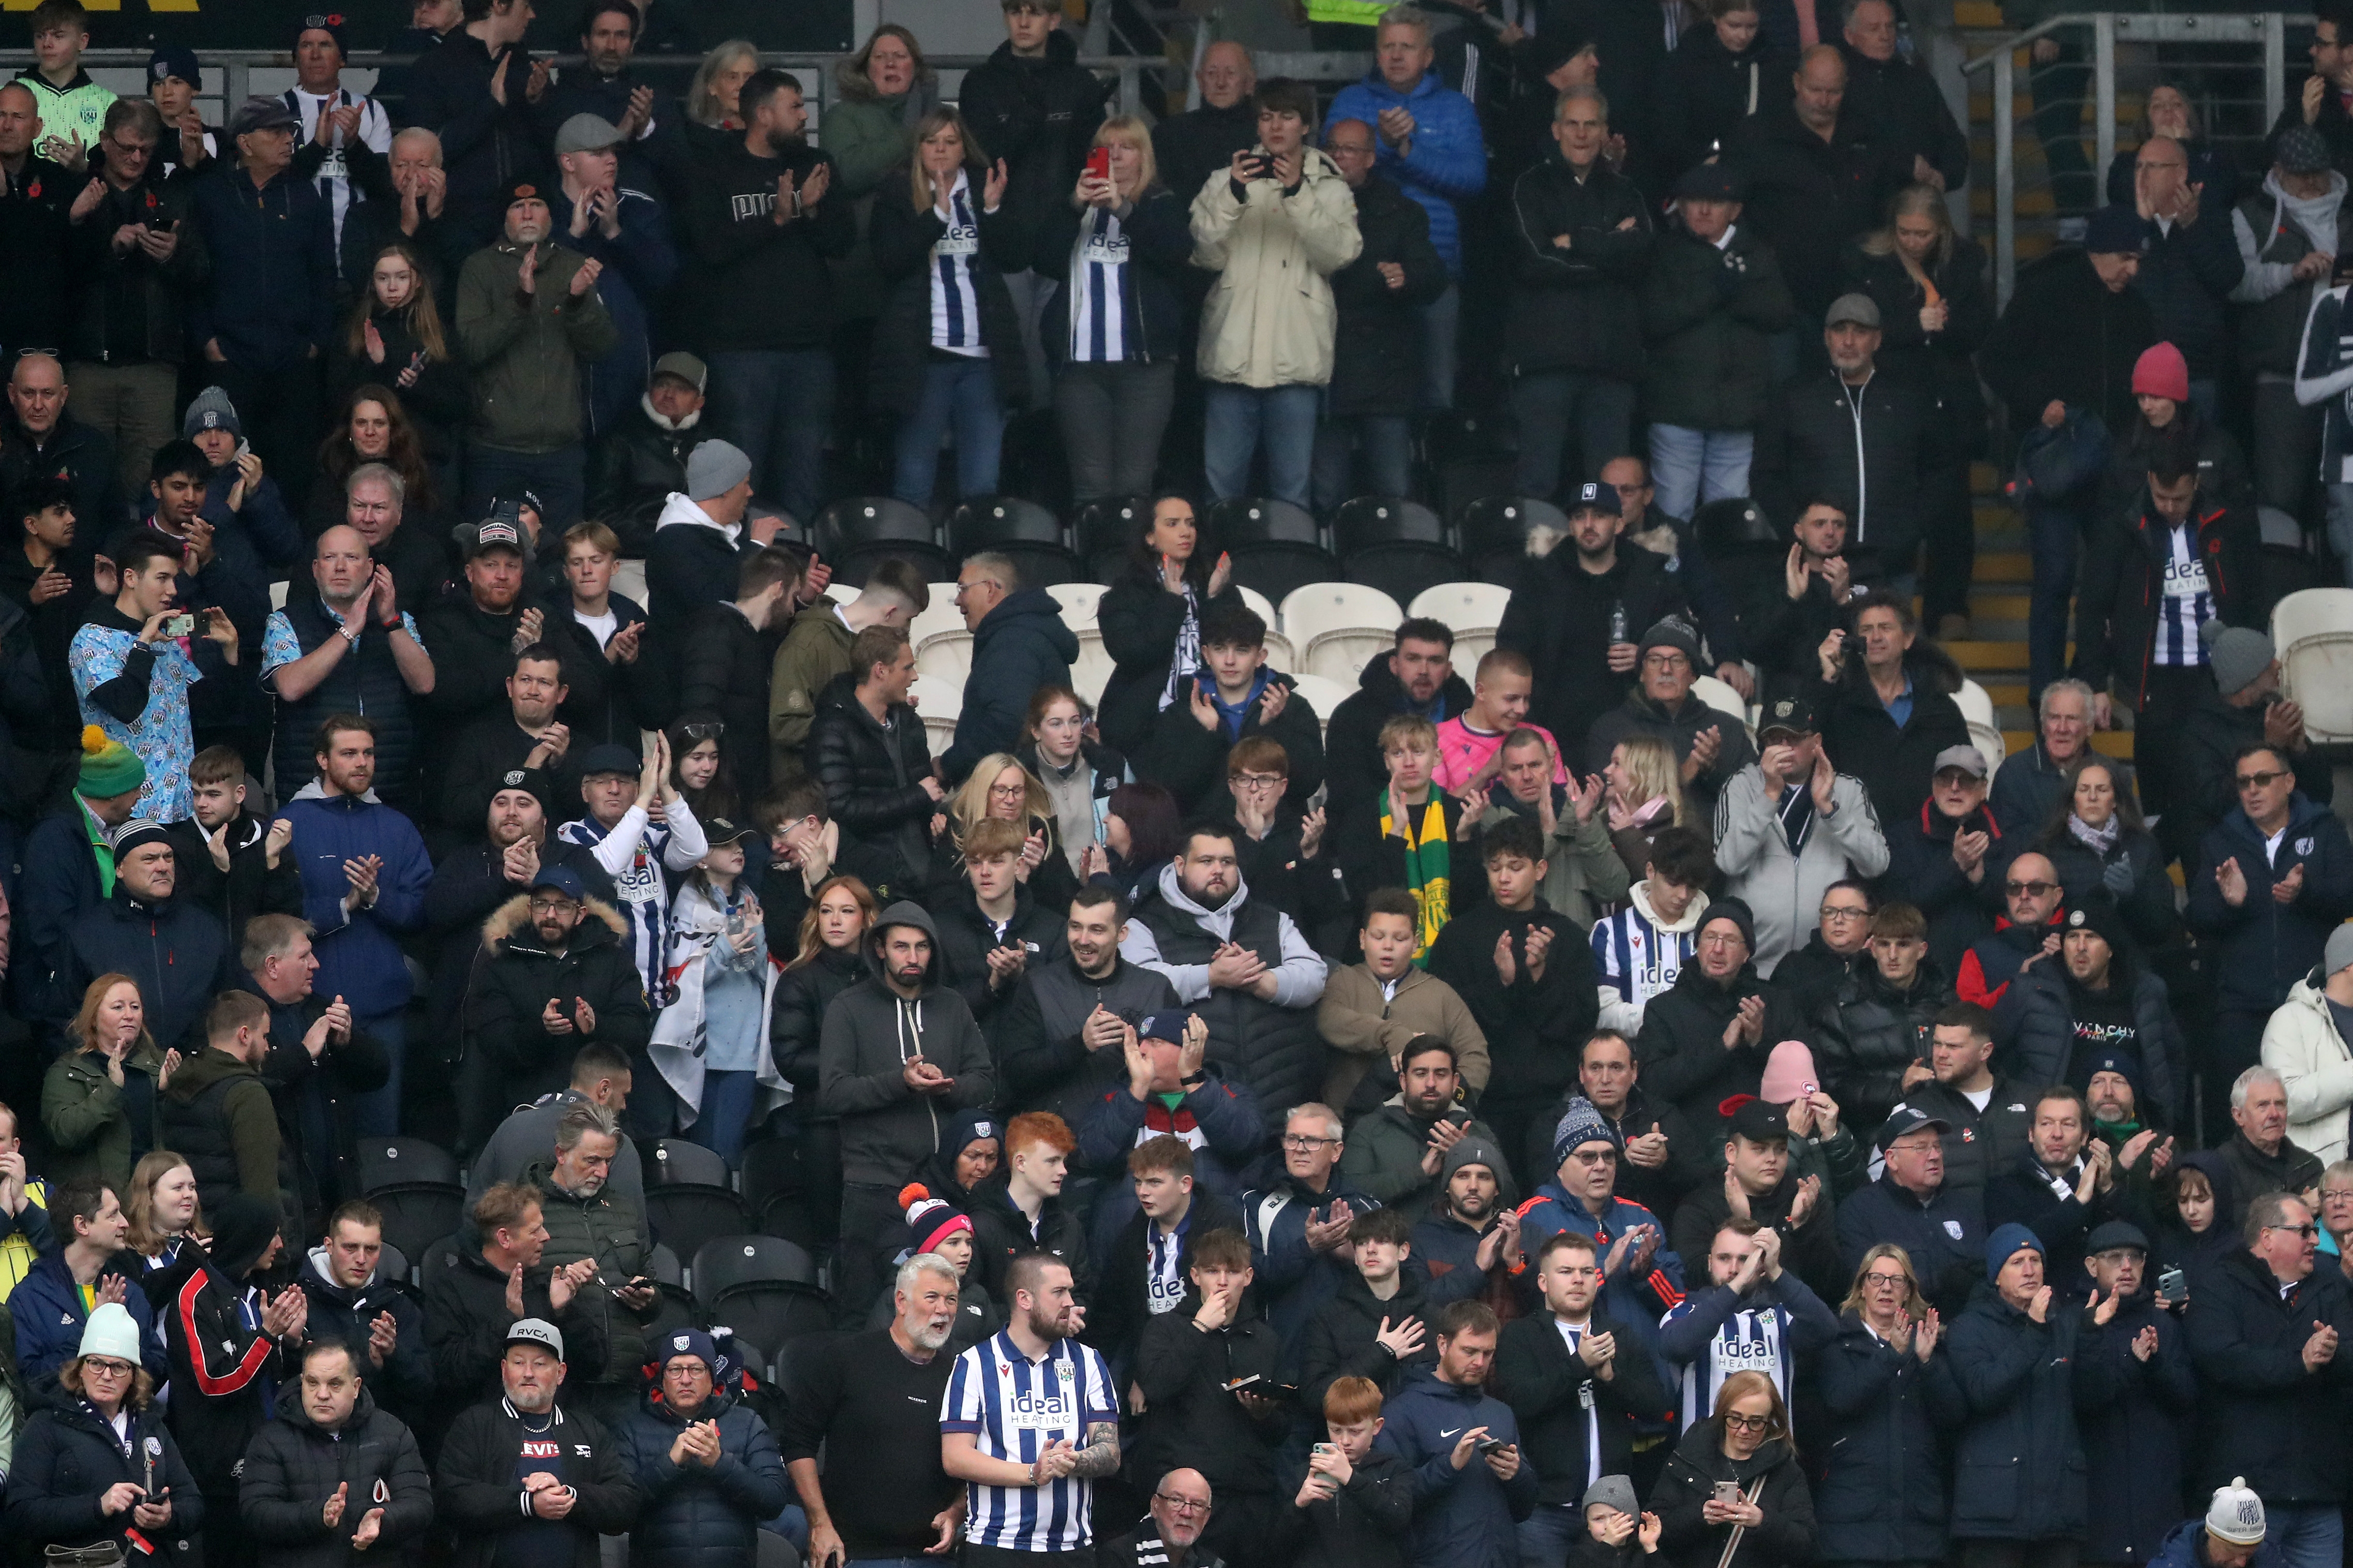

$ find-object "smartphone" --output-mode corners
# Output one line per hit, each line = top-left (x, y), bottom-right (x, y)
(1244, 153), (1274, 180)
(1475, 1436), (1506, 1456)
(2156, 1266), (2185, 1301)
(161, 613), (195, 638)
(1085, 145), (1112, 183)
(1712, 1481), (1742, 1506)
(1223, 1374), (1263, 1392)
(1312, 1442), (1335, 1456)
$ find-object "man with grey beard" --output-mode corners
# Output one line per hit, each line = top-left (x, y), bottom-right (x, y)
(780, 1254), (969, 1568)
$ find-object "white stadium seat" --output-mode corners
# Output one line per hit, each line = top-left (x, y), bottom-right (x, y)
(916, 629), (974, 684)
(1237, 585), (1277, 627)
(1279, 582), (1405, 643)
(1071, 629), (1116, 707)
(911, 673), (961, 756)
(1690, 674), (1756, 748)
(1955, 679), (2006, 765)
(1262, 630), (1298, 674)
(1285, 672), (1356, 740)
(2276, 588), (2353, 743)
(1046, 582), (1106, 627)
(908, 590), (965, 649)
(1408, 581), (1511, 633)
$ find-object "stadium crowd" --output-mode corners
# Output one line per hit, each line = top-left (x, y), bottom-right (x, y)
(6, 1), (2353, 1567)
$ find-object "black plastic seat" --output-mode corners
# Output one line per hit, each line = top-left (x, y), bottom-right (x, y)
(647, 1241), (684, 1286)
(738, 1137), (804, 1230)
(373, 1239), (412, 1290)
(951, 495), (1064, 554)
(812, 497), (951, 584)
(644, 1185), (748, 1270)
(1693, 496), (1778, 555)
(1206, 496), (1319, 549)
(706, 1281), (834, 1356)
(650, 1139), (733, 1190)
(691, 1235), (821, 1304)
(1457, 495), (1563, 587)
(1332, 496), (1447, 551)
(1073, 495), (1149, 573)
(357, 1137), (462, 1194)
(368, 1185), (464, 1268)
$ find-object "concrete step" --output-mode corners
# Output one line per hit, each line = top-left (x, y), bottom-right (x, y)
(1949, 639), (2030, 671)
(1975, 551), (2031, 585)
(1982, 679), (2029, 708)
(1969, 592), (2031, 621)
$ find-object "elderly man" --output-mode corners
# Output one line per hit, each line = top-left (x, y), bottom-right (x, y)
(783, 1254), (967, 1566)
(433, 1319), (640, 1564)
(2180, 627), (2333, 858)
(337, 463), (446, 614)
(2267, 926), (2353, 1166)
(2183, 1193), (2353, 1568)
(1730, 47), (1911, 322)
(1835, 0), (1968, 188)
(2151, 1484), (2288, 1568)
(1238, 1103), (1379, 1350)
(616, 1326), (788, 1568)
(2075, 1220), (2196, 1568)
(0, 81), (72, 365)
(522, 1103), (657, 1428)
(258, 526), (434, 810)
(239, 914), (391, 1224)
(548, 112), (676, 438)
(2216, 1067), (2327, 1224)
(1156, 42), (1259, 227)
(2131, 137), (2243, 411)
(0, 352), (126, 555)
(1715, 687), (1890, 973)
(187, 97), (336, 503)
(1634, 899), (1809, 1128)
(1885, 744), (2001, 976)
(1835, 1105), (1983, 1313)
(67, 820), (236, 1056)
(1992, 678), (2099, 835)
(942, 552), (1077, 783)
(1581, 619), (1753, 821)
(455, 177), (617, 531)
(1102, 1469), (1222, 1568)
(1956, 848), (2068, 1008)
(339, 127), (461, 299)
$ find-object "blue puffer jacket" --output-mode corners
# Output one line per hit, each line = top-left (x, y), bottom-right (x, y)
(6, 1249), (169, 1385)
(1325, 69), (1487, 276)
(1814, 1307), (1968, 1563)
(940, 588), (1079, 783)
(616, 1388), (792, 1568)
(1943, 1281), (2090, 1542)
(1377, 1363), (1539, 1568)
(279, 789), (434, 1018)
(2150, 1518), (2287, 1568)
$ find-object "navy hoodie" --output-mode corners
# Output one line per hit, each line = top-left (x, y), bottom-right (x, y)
(1378, 1363), (1540, 1568)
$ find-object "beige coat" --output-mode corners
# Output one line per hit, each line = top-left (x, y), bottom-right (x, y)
(2262, 971), (2353, 1165)
(1317, 961), (1490, 1109)
(1189, 147), (1362, 389)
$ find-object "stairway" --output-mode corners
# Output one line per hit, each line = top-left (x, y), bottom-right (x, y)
(1943, 461), (2135, 762)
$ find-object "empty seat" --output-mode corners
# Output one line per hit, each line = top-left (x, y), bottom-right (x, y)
(1451, 628), (1498, 670)
(1690, 674), (1758, 747)
(1236, 585), (1278, 627)
(1408, 581), (1513, 632)
(1955, 678), (2005, 765)
(612, 558), (648, 606)
(373, 1239), (413, 1290)
(695, 1236), (832, 1352)
(368, 1185), (464, 1269)
(1210, 498), (1338, 602)
(358, 1137), (463, 1194)
(1286, 673), (1357, 740)
(647, 1241), (684, 1286)
(1280, 583), (1406, 645)
(1456, 496), (1562, 587)
(650, 1139), (734, 1190)
(1693, 496), (1778, 556)
(951, 496), (1082, 584)
(2276, 588), (2353, 743)
(911, 673), (962, 754)
(1073, 496), (1149, 581)
(706, 1280), (833, 1356)
(1332, 496), (1464, 602)
(1262, 629), (1299, 673)
(738, 1138), (803, 1232)
(643, 1185), (748, 1268)
(907, 591), (968, 649)
(813, 498), (951, 584)
(915, 629), (975, 683)
(1046, 582), (1107, 627)
(1071, 628), (1116, 705)
(692, 1235), (821, 1302)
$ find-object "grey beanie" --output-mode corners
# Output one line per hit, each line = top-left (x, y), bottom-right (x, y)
(684, 439), (752, 502)
(2200, 618), (2274, 698)
(2206, 1478), (2265, 1547)
(1582, 1475), (1640, 1519)
(1442, 1133), (1515, 1197)
(2327, 922), (2353, 978)
(183, 385), (242, 439)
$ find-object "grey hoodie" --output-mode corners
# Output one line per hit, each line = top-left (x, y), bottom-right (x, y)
(816, 901), (998, 1185)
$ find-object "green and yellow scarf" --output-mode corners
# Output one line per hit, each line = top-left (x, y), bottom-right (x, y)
(1379, 788), (1450, 965)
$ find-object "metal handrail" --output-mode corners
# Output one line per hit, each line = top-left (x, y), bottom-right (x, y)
(1956, 12), (2293, 305)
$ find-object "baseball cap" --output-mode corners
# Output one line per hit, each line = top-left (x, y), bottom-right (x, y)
(1568, 480), (1618, 518)
(1824, 293), (1881, 329)
(703, 816), (759, 847)
(1876, 1105), (1949, 1153)
(1138, 1011), (1198, 1045)
(1933, 743), (1989, 780)
(528, 866), (586, 903)
(457, 506), (526, 560)
(653, 351), (708, 392)
(578, 742), (640, 779)
(1727, 1096), (1788, 1143)
(1757, 689), (1819, 738)
(505, 1318), (565, 1358)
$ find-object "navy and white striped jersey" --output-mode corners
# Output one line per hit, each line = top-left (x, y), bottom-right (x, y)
(941, 1329), (1118, 1551)
(2152, 523), (2212, 668)
(556, 799), (708, 1003)
(930, 171), (989, 357)
(1660, 1299), (1791, 1432)
(2295, 282), (2353, 482)
(1589, 885), (1700, 1032)
(280, 86), (391, 248)
(1065, 207), (1133, 363)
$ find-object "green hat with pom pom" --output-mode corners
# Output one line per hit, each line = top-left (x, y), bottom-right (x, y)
(78, 725), (145, 799)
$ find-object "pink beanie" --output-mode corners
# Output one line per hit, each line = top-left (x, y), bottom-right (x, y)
(1760, 1040), (1818, 1104)
(2132, 341), (2190, 404)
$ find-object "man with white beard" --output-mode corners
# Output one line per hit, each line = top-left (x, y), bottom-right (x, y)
(780, 1254), (970, 1568)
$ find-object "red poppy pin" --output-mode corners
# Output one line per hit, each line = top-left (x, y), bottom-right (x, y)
(26, 180), (39, 199)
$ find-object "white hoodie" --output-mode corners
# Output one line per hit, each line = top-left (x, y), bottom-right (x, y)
(654, 491), (740, 541)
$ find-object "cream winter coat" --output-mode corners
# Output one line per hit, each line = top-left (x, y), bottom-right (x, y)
(2262, 969), (2353, 1164)
(1189, 146), (1362, 388)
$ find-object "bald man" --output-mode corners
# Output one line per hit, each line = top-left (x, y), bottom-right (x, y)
(1729, 44), (1909, 319)
(1155, 42), (1259, 217)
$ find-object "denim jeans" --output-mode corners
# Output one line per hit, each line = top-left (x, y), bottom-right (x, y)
(462, 443), (586, 534)
(1517, 1503), (1583, 1568)
(1420, 282), (1460, 410)
(893, 355), (1004, 506)
(1204, 382), (1319, 506)
(350, 1011), (406, 1137)
(2027, 496), (2084, 700)
(690, 1068), (758, 1166)
(2265, 1510), (2342, 1568)
(1647, 423), (1753, 521)
(1311, 412), (1415, 512)
(1512, 369), (1635, 501)
(707, 348), (834, 522)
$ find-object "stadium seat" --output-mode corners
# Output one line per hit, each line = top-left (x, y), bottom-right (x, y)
(1408, 581), (1513, 633)
(949, 496), (1082, 585)
(813, 497), (952, 585)
(1046, 582), (1106, 627)
(650, 1139), (734, 1191)
(644, 1241), (700, 1337)
(693, 1235), (821, 1299)
(1332, 496), (1464, 603)
(1236, 585), (1278, 627)
(1691, 674), (1758, 747)
(738, 1137), (802, 1229)
(693, 1236), (832, 1351)
(911, 674), (962, 754)
(270, 580), (289, 610)
(1073, 496), (1149, 582)
(1209, 498), (1338, 602)
(1286, 673), (1357, 740)
(1262, 629), (1299, 673)
(908, 590), (968, 649)
(1282, 584), (1407, 681)
(2275, 589), (2353, 743)
(374, 1239), (412, 1291)
(915, 629), (975, 683)
(612, 558), (648, 607)
(1955, 679), (2005, 765)
(1071, 629), (1115, 705)
(1457, 496), (1561, 587)
(367, 1184), (464, 1270)
(357, 1137), (463, 1194)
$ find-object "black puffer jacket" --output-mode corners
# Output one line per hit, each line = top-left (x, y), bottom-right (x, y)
(807, 671), (940, 904)
(1753, 366), (1939, 581)
(2003, 957), (2184, 1130)
(434, 1397), (640, 1568)
(955, 28), (1112, 274)
(1728, 101), (1911, 317)
(868, 176), (1031, 417)
(1813, 1308), (1967, 1563)
(67, 885), (236, 1056)
(770, 942), (866, 1098)
(1943, 1282), (2091, 1541)
(4, 1384), (205, 1560)
(1326, 172), (1449, 418)
(1813, 959), (1954, 1137)
(1641, 220), (1794, 432)
(465, 893), (655, 1110)
(1813, 640), (1972, 829)
(1503, 149), (1653, 376)
(1651, 1424), (1816, 1568)
(1093, 572), (1247, 758)
(928, 880), (1069, 1030)
(586, 402), (708, 555)
(422, 1244), (611, 1417)
(1884, 799), (2004, 978)
(615, 1388), (791, 1568)
(1651, 23), (1784, 187)
(240, 1382), (434, 1568)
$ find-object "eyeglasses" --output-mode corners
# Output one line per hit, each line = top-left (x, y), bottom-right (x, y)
(1569, 1148), (1619, 1165)
(1862, 1271), (1909, 1288)
(528, 897), (578, 914)
(2004, 879), (2056, 897)
(1154, 1494), (1212, 1516)
(679, 721), (724, 741)
(2236, 769), (2290, 790)
(1281, 1133), (1335, 1151)
(2323, 1190), (2353, 1203)
(1639, 653), (1689, 671)
(988, 783), (1027, 800)
(1231, 773), (1285, 790)
(2267, 1223), (2321, 1240)
(107, 138), (156, 158)
(83, 1358), (134, 1378)
(1820, 905), (1871, 921)
(1721, 1412), (1772, 1434)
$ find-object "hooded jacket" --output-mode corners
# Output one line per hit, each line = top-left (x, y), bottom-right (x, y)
(1650, 1422), (1815, 1568)
(1813, 1307), (1967, 1563)
(1189, 147), (1362, 388)
(1133, 1285), (1288, 1496)
(645, 492), (761, 634)
(240, 1381), (434, 1568)
(2264, 966), (2353, 1164)
(808, 672), (939, 904)
(2185, 794), (2353, 1015)
(466, 894), (654, 1110)
(454, 237), (619, 453)
(817, 901), (997, 1186)
(1240, 1167), (1382, 1348)
(941, 588), (1080, 782)
(1715, 762), (1891, 976)
(1427, 894), (1597, 1116)
(4, 1381), (204, 1558)
(1943, 1281), (2092, 1541)
(1122, 860), (1330, 1118)
(1378, 1362), (1540, 1568)
(770, 940), (872, 1101)
(1641, 218), (1795, 432)
(434, 1395), (640, 1568)
(587, 399), (709, 553)
(296, 1242), (433, 1422)
(2233, 168), (2353, 375)
(615, 1384), (790, 1568)
(158, 1042), (286, 1217)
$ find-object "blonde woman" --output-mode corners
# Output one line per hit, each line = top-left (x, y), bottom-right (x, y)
(1652, 1370), (1815, 1568)
(1814, 1245), (1962, 1565)
(686, 39), (759, 132)
(872, 107), (1023, 507)
(927, 752), (1076, 909)
(1047, 115), (1193, 501)
(1604, 734), (1691, 883)
(123, 1150), (208, 1274)
(42, 975), (166, 1192)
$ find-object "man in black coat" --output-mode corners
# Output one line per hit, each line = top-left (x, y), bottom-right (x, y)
(2072, 435), (2263, 832)
(432, 1318), (640, 1568)
(1323, 623), (1473, 842)
(422, 1184), (610, 1439)
(1089, 1135), (1244, 1370)
(67, 826), (236, 1056)
(1812, 592), (1972, 829)
(464, 865), (653, 1113)
(1835, 1105), (1985, 1313)
(1835, 0), (1969, 188)
(1984, 1085), (2136, 1292)
(677, 543), (798, 803)
(1496, 485), (1687, 760)
(806, 626), (941, 905)
(1313, 117), (1448, 511)
(397, 0), (548, 247)
(1138, 602), (1325, 819)
(1884, 743), (2004, 979)
(295, 1199), (435, 1426)
(1154, 42), (1259, 211)
(1982, 218), (2158, 442)
(584, 352), (711, 555)
(1728, 46), (1912, 322)
(2181, 1192), (2353, 1551)
(421, 520), (587, 736)
(240, 914), (391, 1229)
(927, 817), (1069, 1030)
(441, 647), (587, 836)
(2074, 1221), (2196, 1568)
(940, 553), (1079, 785)
(240, 1339), (435, 1566)
(1633, 900), (1807, 1138)
(1502, 88), (1653, 504)
(1294, 1206), (1439, 1419)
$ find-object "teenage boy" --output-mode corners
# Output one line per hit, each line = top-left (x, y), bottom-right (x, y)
(1589, 825), (1714, 1035)
(1426, 814), (1600, 1171)
(551, 521), (653, 748)
(1434, 649), (1564, 795)
(165, 744), (302, 938)
(1296, 1205), (1437, 1417)
(1656, 1215), (1838, 1431)
(147, 45), (215, 175)
(1336, 714), (1485, 960)
(21, 0), (114, 164)
(930, 816), (1068, 1028)
(1318, 886), (1490, 1113)
(1226, 736), (1349, 949)
(969, 1111), (1092, 1305)
(1145, 602), (1325, 815)
(1273, 1375), (1414, 1568)
(556, 734), (707, 1014)
(1091, 1134), (1244, 1371)
(2, 475), (93, 748)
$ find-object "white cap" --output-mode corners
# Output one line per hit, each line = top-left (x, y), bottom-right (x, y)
(78, 1302), (144, 1365)
(2207, 1478), (2266, 1547)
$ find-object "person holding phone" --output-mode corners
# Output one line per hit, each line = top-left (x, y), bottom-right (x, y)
(1648, 1371), (1813, 1568)
(2076, 1221), (2195, 1568)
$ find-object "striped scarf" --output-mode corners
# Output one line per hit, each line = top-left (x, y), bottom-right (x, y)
(1380, 789), (1451, 964)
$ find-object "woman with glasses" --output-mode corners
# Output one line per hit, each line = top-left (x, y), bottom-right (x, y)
(1815, 1245), (1965, 1568)
(2031, 756), (2176, 951)
(1015, 684), (1129, 877)
(6, 1302), (203, 1558)
(1943, 1226), (2094, 1561)
(926, 751), (1077, 911)
(1650, 1370), (1813, 1568)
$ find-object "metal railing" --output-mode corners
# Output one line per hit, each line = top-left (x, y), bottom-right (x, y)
(1962, 11), (2296, 306)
